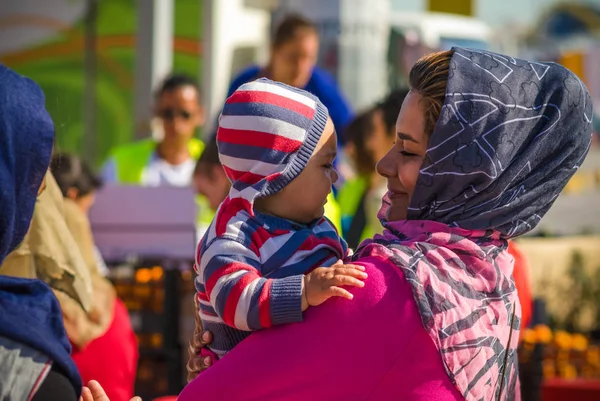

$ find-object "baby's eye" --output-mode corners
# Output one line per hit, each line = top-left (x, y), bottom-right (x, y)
(323, 163), (334, 169)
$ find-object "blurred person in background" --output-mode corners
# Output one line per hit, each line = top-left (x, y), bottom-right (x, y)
(227, 14), (353, 146)
(192, 137), (231, 239)
(51, 153), (138, 401)
(52, 153), (107, 276)
(340, 89), (409, 249)
(102, 74), (205, 188)
(102, 73), (214, 235)
(192, 137), (230, 213)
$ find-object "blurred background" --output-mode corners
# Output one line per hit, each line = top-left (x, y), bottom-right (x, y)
(1, 0), (600, 400)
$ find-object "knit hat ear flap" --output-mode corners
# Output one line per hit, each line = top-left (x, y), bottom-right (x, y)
(216, 78), (329, 213)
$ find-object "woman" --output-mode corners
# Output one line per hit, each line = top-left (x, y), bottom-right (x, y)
(95, 47), (592, 400)
(340, 89), (409, 248)
(51, 153), (139, 401)
(0, 65), (82, 400)
(227, 14), (353, 145)
(51, 153), (109, 277)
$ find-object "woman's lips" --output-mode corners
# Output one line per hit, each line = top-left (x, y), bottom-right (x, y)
(387, 190), (407, 200)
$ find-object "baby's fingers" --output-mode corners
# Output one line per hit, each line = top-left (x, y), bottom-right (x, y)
(333, 267), (368, 280)
(341, 263), (366, 272)
(327, 286), (354, 300)
(332, 273), (366, 288)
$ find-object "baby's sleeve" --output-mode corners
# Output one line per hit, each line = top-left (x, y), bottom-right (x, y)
(197, 238), (304, 331)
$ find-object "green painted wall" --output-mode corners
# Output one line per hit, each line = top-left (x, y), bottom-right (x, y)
(1, 0), (203, 167)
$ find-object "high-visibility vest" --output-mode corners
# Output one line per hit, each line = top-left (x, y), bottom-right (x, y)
(337, 176), (374, 246)
(324, 192), (342, 235)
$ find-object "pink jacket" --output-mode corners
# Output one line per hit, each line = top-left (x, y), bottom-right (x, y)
(179, 256), (463, 401)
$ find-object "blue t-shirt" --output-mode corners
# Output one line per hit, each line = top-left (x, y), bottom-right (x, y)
(226, 65), (354, 146)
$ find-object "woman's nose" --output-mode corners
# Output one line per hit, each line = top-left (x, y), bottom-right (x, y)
(376, 148), (395, 179)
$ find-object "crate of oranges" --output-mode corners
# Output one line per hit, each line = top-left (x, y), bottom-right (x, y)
(519, 325), (600, 380)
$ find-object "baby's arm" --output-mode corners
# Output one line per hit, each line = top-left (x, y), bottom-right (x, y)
(199, 238), (304, 330)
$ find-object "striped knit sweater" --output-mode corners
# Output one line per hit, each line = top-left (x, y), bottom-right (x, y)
(195, 198), (348, 356)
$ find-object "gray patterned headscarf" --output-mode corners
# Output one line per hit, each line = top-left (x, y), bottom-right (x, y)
(407, 47), (593, 237)
(356, 48), (593, 400)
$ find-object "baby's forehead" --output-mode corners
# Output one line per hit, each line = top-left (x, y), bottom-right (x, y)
(312, 133), (337, 160)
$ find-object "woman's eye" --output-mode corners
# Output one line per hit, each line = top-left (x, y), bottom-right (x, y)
(400, 150), (417, 157)
(323, 163), (333, 169)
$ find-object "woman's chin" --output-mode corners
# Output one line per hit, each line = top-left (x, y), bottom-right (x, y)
(385, 208), (408, 223)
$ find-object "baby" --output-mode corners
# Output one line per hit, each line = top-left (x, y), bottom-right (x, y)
(194, 78), (366, 357)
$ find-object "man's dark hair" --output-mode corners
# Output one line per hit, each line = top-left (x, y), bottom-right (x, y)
(376, 88), (410, 135)
(194, 137), (221, 178)
(50, 153), (103, 198)
(155, 73), (201, 100)
(272, 14), (317, 49)
(345, 89), (410, 177)
(345, 108), (377, 177)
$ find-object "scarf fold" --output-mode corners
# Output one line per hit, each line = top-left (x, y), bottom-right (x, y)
(355, 221), (520, 400)
(355, 47), (593, 400)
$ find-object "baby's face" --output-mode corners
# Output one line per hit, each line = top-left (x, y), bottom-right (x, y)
(258, 118), (338, 224)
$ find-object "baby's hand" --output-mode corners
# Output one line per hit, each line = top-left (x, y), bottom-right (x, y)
(302, 261), (367, 311)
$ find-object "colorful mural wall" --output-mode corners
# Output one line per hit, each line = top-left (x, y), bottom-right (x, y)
(0, 0), (203, 167)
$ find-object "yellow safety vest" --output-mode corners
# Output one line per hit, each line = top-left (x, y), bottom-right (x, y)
(107, 138), (214, 228)
(338, 176), (374, 245)
(324, 192), (342, 234)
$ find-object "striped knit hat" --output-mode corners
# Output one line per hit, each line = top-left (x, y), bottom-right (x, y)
(216, 78), (330, 208)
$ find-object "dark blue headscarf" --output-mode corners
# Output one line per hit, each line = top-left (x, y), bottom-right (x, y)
(0, 64), (82, 395)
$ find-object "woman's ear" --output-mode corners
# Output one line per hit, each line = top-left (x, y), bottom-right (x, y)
(66, 187), (79, 200)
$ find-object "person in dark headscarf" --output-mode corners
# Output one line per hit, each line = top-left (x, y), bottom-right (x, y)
(0, 65), (82, 400)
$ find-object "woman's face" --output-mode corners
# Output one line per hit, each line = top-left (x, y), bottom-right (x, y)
(270, 31), (319, 88)
(67, 188), (97, 215)
(376, 91), (428, 222)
